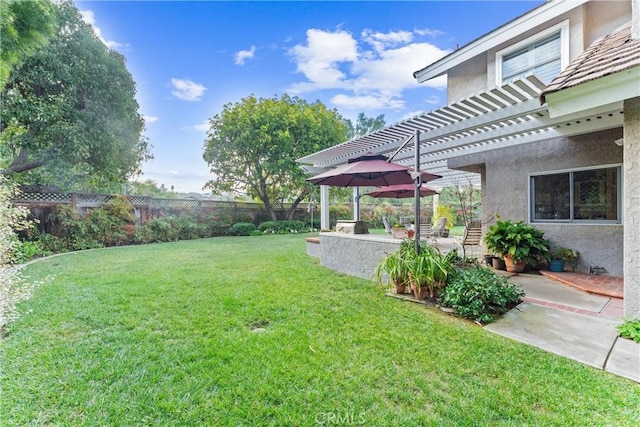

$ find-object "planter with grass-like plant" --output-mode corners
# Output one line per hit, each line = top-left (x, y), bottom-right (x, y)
(407, 245), (456, 299)
(374, 249), (410, 294)
(483, 220), (550, 273)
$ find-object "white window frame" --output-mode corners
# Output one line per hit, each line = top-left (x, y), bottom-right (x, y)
(496, 20), (570, 85)
(528, 163), (622, 224)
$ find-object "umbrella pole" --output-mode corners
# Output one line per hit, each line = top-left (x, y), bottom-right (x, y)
(414, 130), (421, 255)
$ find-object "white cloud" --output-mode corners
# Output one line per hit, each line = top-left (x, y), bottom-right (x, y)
(234, 45), (256, 65)
(361, 29), (413, 53)
(415, 28), (445, 38)
(79, 10), (125, 50)
(288, 27), (450, 113)
(192, 120), (209, 132)
(331, 94), (404, 110)
(171, 78), (207, 102)
(289, 29), (358, 90)
(143, 115), (159, 124)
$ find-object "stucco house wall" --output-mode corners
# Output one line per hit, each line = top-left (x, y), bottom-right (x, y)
(447, 54), (488, 103)
(449, 127), (624, 276)
(624, 96), (640, 315)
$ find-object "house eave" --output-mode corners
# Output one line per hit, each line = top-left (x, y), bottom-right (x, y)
(545, 67), (640, 118)
(413, 0), (588, 83)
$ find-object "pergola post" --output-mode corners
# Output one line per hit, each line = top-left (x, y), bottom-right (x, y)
(320, 185), (330, 231)
(353, 187), (360, 221)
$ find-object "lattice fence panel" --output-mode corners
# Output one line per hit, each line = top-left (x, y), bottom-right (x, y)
(13, 192), (72, 204)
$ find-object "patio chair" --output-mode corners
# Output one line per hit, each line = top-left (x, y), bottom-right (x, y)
(418, 216), (432, 240)
(460, 220), (482, 258)
(382, 216), (393, 234)
(431, 217), (448, 238)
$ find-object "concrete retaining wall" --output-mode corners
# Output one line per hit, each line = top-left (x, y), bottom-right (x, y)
(318, 233), (402, 280)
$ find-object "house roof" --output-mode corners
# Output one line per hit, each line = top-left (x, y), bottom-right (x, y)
(540, 23), (640, 103)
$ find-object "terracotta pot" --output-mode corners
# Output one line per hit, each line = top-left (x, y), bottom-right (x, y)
(393, 280), (407, 294)
(407, 229), (415, 239)
(492, 257), (506, 270)
(412, 284), (429, 300)
(392, 227), (406, 239)
(504, 254), (526, 272)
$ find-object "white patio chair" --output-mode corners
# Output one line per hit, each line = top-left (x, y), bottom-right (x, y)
(382, 216), (393, 234)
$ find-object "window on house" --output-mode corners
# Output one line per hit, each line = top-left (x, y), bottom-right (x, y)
(502, 32), (561, 83)
(496, 21), (568, 85)
(530, 166), (621, 223)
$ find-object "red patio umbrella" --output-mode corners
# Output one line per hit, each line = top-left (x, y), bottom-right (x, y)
(307, 153), (441, 187)
(365, 183), (438, 199)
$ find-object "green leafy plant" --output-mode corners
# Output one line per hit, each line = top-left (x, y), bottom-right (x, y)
(258, 220), (306, 234)
(228, 222), (257, 236)
(483, 220), (550, 263)
(616, 318), (640, 343)
(440, 265), (525, 324)
(552, 247), (579, 262)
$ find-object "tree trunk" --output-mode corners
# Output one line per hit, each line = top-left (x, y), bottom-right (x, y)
(285, 191), (307, 220)
(1, 146), (50, 175)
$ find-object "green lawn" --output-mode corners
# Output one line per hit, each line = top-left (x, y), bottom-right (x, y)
(2, 235), (639, 425)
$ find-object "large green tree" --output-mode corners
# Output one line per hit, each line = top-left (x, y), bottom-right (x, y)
(203, 94), (346, 220)
(0, 0), (56, 91)
(0, 0), (150, 191)
(344, 112), (386, 141)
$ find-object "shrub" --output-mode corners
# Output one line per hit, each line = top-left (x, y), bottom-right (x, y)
(617, 318), (640, 343)
(171, 215), (207, 240)
(11, 240), (46, 263)
(440, 266), (525, 324)
(228, 222), (256, 236)
(433, 204), (456, 229)
(258, 220), (306, 234)
(0, 177), (41, 333)
(51, 205), (94, 250)
(36, 232), (68, 254)
(207, 220), (229, 237)
(132, 224), (155, 245)
(87, 208), (128, 247)
(148, 218), (178, 242)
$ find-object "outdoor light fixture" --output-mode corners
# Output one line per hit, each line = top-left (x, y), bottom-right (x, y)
(614, 138), (624, 146)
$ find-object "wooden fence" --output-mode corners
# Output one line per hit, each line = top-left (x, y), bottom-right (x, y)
(12, 191), (312, 233)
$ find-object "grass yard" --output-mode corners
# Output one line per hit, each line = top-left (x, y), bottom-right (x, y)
(2, 235), (639, 425)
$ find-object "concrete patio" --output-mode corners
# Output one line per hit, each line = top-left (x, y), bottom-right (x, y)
(486, 272), (639, 383)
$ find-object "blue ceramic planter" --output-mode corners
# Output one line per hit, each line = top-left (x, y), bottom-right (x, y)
(549, 259), (565, 272)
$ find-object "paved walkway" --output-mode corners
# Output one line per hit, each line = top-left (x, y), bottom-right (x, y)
(485, 272), (639, 383)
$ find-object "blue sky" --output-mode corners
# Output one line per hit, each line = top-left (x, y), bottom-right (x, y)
(76, 0), (543, 193)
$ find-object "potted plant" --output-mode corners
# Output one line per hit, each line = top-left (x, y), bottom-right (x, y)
(374, 249), (410, 294)
(391, 223), (406, 239)
(549, 247), (579, 272)
(483, 220), (550, 273)
(407, 245), (455, 299)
